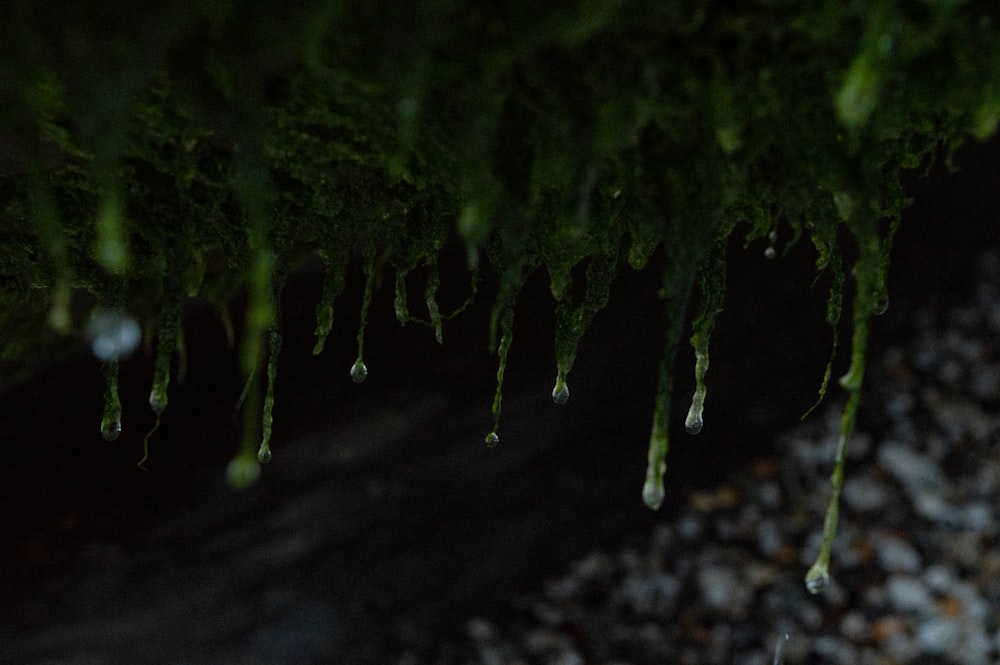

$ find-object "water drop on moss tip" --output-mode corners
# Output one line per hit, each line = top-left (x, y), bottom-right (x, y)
(551, 378), (569, 405)
(642, 479), (665, 510)
(101, 415), (122, 442)
(805, 567), (830, 594)
(350, 359), (368, 383)
(149, 388), (168, 415)
(257, 445), (272, 464)
(684, 411), (703, 435)
(485, 431), (500, 448)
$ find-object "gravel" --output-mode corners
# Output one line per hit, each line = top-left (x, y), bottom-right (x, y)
(393, 249), (1000, 664)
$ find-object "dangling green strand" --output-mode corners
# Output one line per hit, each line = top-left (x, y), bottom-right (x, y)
(351, 243), (378, 383)
(486, 302), (515, 447)
(228, 244), (275, 489)
(142, 289), (182, 468)
(148, 292), (183, 416)
(644, 233), (703, 510)
(258, 277), (285, 465)
(393, 264), (412, 327)
(685, 237), (727, 435)
(804, 320), (866, 593)
(424, 254), (444, 344)
(138, 415), (159, 472)
(552, 243), (619, 405)
(312, 245), (350, 355)
(803, 243), (844, 419)
(228, 155), (278, 487)
(258, 325), (282, 464)
(643, 306), (688, 510)
(806, 233), (883, 592)
(101, 358), (122, 442)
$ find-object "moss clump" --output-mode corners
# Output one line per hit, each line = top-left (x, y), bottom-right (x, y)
(2, 1), (999, 588)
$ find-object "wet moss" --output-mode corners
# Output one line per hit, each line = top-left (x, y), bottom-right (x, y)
(2, 0), (999, 586)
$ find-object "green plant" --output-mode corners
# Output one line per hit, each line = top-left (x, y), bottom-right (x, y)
(2, 0), (998, 591)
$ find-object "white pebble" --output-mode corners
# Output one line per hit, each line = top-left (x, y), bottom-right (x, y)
(877, 441), (945, 494)
(839, 610), (869, 642)
(842, 474), (892, 512)
(923, 564), (956, 594)
(698, 566), (751, 619)
(885, 575), (935, 615)
(813, 636), (857, 665)
(884, 632), (920, 663)
(874, 535), (922, 573)
(915, 617), (960, 654)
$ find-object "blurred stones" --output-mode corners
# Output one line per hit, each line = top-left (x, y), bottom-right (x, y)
(396, 250), (1000, 664)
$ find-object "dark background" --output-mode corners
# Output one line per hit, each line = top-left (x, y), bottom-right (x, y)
(0, 137), (997, 664)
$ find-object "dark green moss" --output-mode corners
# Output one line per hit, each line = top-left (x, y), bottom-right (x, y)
(2, 0), (999, 587)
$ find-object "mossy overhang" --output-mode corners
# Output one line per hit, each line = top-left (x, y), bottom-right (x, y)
(1, 0), (999, 578)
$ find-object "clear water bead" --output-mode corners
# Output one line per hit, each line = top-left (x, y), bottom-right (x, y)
(257, 445), (272, 464)
(805, 567), (830, 594)
(642, 479), (665, 510)
(685, 411), (704, 435)
(149, 388), (168, 415)
(551, 379), (569, 405)
(485, 431), (500, 448)
(101, 414), (122, 442)
(350, 359), (368, 383)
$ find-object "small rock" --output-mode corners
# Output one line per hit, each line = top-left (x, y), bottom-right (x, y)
(885, 575), (935, 615)
(874, 534), (922, 573)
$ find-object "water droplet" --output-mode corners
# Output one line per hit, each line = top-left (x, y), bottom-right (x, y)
(351, 245), (376, 381)
(149, 387), (168, 415)
(101, 413), (122, 442)
(485, 431), (500, 448)
(257, 444), (272, 464)
(551, 376), (569, 404)
(226, 454), (261, 489)
(350, 359), (368, 383)
(764, 245), (776, 260)
(874, 295), (889, 316)
(88, 309), (141, 360)
(684, 410), (704, 435)
(805, 566), (830, 594)
(642, 478), (665, 510)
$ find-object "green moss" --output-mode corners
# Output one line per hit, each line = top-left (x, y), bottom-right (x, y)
(2, 0), (999, 589)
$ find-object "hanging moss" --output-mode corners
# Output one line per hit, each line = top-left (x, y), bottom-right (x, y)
(2, 0), (999, 591)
